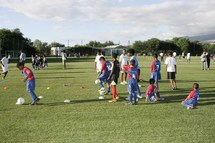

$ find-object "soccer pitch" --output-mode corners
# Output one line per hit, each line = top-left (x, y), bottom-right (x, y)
(0, 56), (215, 143)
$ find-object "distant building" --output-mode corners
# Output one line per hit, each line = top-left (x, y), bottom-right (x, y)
(51, 47), (70, 56)
(95, 45), (126, 56)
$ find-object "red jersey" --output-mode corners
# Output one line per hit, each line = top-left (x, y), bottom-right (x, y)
(185, 89), (199, 101)
(146, 84), (157, 96)
(101, 61), (111, 73)
(23, 67), (34, 81)
(151, 58), (161, 72)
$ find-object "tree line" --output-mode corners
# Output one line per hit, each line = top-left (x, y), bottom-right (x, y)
(0, 28), (215, 57)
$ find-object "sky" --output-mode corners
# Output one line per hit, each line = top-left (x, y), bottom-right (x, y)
(0, 0), (215, 46)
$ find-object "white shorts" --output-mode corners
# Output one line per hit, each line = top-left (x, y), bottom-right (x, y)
(96, 66), (102, 73)
(120, 69), (126, 74)
(2, 65), (8, 72)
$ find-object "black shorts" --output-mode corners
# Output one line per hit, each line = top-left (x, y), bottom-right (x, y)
(110, 74), (119, 85)
(167, 72), (176, 79)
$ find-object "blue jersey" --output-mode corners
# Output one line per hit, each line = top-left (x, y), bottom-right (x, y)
(193, 90), (200, 103)
(130, 56), (139, 69)
(154, 60), (161, 72)
(126, 67), (138, 93)
(99, 61), (111, 82)
(128, 67), (138, 80)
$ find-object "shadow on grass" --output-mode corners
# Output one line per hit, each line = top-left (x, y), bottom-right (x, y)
(36, 71), (86, 75)
(44, 98), (110, 106)
(198, 102), (215, 106)
(41, 67), (93, 71)
(37, 76), (75, 79)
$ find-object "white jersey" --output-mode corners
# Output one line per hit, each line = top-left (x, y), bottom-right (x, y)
(160, 53), (164, 57)
(62, 52), (67, 61)
(1, 57), (9, 72)
(187, 53), (191, 59)
(165, 56), (176, 72)
(95, 54), (104, 72)
(19, 52), (26, 62)
(119, 54), (128, 68)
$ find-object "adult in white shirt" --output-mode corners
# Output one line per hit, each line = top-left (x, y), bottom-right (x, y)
(119, 49), (128, 85)
(61, 50), (67, 69)
(19, 49), (26, 65)
(173, 52), (177, 57)
(165, 52), (177, 90)
(200, 52), (206, 70)
(160, 52), (164, 62)
(1, 54), (9, 79)
(95, 50), (104, 74)
(187, 53), (191, 63)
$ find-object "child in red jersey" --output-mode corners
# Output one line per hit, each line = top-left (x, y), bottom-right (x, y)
(146, 78), (159, 102)
(17, 62), (40, 105)
(97, 57), (112, 94)
(182, 83), (200, 109)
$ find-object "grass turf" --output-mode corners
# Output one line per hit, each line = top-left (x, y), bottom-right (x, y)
(0, 56), (215, 143)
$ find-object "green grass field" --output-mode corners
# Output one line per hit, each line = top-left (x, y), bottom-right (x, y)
(0, 56), (215, 143)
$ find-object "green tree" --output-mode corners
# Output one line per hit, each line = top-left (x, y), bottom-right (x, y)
(173, 37), (190, 53)
(0, 28), (36, 57)
(132, 41), (144, 52)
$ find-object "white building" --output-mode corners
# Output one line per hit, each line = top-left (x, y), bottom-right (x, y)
(96, 45), (126, 56)
(51, 47), (70, 56)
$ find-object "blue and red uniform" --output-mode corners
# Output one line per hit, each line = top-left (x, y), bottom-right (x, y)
(99, 61), (111, 82)
(22, 67), (38, 102)
(183, 89), (200, 108)
(124, 65), (138, 104)
(150, 58), (161, 87)
(146, 84), (159, 101)
(130, 56), (141, 97)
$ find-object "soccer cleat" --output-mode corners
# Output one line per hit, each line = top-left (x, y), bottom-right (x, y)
(108, 99), (117, 103)
(29, 101), (37, 106)
(35, 98), (40, 103)
(29, 103), (35, 106)
(127, 102), (133, 105)
(125, 97), (129, 101)
(105, 91), (111, 95)
(98, 87), (105, 92)
(116, 96), (119, 100)
(123, 81), (128, 85)
(135, 98), (139, 102)
(120, 82), (125, 85)
(30, 98), (40, 105)
(137, 95), (143, 99)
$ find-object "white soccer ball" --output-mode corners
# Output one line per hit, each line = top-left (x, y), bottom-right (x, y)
(95, 79), (100, 84)
(98, 96), (104, 100)
(16, 97), (25, 105)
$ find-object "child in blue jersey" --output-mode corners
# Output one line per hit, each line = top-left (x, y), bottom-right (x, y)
(127, 48), (142, 99)
(124, 60), (139, 105)
(182, 83), (200, 109)
(97, 57), (111, 93)
(150, 54), (161, 88)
